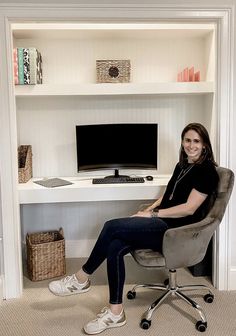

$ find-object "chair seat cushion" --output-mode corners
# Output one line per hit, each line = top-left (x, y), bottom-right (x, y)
(131, 249), (166, 267)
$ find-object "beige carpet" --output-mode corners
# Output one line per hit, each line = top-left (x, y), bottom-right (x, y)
(1, 258), (236, 336)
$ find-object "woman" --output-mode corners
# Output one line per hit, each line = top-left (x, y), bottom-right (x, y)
(49, 122), (219, 335)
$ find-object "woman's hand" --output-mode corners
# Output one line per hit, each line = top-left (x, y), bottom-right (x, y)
(131, 210), (152, 218)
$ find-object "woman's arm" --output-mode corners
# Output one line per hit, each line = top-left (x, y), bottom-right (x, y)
(145, 196), (163, 211)
(158, 188), (207, 218)
(132, 188), (207, 218)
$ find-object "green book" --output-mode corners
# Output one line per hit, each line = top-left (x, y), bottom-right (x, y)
(17, 47), (24, 85)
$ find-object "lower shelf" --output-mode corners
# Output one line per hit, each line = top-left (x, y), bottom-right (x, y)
(15, 82), (214, 96)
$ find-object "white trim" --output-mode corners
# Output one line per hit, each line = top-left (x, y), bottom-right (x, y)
(227, 6), (235, 292)
(0, 14), (23, 299)
(0, 4), (233, 297)
(229, 268), (236, 290)
(0, 276), (3, 304)
(214, 9), (234, 290)
(0, 237), (4, 302)
(11, 22), (216, 31)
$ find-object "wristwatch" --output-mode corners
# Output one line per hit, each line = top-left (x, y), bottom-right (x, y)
(151, 209), (159, 217)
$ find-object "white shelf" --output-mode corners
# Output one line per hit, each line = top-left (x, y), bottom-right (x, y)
(18, 176), (170, 204)
(15, 82), (214, 97)
(12, 22), (215, 39)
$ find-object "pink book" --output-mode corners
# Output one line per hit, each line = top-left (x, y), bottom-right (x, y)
(13, 48), (19, 85)
(177, 72), (182, 82)
(194, 71), (200, 82)
(183, 67), (189, 82)
(189, 67), (194, 81)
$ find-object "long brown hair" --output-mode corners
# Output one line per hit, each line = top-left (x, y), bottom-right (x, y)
(179, 123), (217, 166)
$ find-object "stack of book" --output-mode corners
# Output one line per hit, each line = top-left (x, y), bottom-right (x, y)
(13, 47), (43, 85)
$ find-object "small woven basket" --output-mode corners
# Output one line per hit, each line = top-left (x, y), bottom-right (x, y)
(96, 60), (131, 83)
(26, 228), (66, 281)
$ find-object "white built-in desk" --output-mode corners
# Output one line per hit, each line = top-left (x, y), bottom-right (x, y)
(18, 176), (170, 204)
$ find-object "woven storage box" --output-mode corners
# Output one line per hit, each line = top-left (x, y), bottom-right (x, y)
(18, 145), (32, 183)
(26, 228), (66, 281)
(96, 60), (131, 83)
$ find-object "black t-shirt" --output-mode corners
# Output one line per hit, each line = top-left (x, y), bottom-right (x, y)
(158, 160), (219, 228)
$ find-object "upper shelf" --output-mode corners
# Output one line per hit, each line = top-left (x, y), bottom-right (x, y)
(13, 22), (215, 96)
(14, 82), (214, 97)
(12, 22), (215, 40)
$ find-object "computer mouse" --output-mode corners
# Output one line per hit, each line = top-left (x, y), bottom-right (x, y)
(146, 175), (153, 181)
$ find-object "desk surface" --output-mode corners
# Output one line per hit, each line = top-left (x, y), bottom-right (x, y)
(18, 175), (170, 204)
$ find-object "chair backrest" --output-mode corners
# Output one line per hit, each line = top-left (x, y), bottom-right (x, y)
(162, 166), (234, 269)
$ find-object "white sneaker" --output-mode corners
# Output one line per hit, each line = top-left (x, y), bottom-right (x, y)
(48, 274), (90, 296)
(84, 307), (126, 335)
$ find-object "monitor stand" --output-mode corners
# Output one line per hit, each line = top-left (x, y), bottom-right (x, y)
(104, 169), (129, 179)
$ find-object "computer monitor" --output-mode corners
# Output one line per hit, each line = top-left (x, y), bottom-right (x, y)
(76, 123), (158, 178)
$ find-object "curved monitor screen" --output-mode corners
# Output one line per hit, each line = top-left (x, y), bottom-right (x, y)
(76, 123), (158, 174)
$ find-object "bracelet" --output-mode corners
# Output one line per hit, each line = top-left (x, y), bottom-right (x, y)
(151, 209), (159, 218)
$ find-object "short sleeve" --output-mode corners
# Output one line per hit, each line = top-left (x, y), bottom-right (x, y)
(193, 163), (219, 195)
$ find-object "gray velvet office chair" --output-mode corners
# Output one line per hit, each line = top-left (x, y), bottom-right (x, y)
(127, 167), (234, 332)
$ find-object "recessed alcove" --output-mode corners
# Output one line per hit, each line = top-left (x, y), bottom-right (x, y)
(0, 5), (233, 299)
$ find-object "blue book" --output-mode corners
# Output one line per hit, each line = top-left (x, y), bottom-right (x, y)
(17, 48), (24, 85)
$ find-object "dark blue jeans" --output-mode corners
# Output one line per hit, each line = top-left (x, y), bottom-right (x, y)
(82, 216), (168, 304)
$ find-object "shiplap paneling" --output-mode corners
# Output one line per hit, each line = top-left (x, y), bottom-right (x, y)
(16, 94), (210, 177)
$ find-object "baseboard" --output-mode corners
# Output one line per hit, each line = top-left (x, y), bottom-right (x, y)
(0, 275), (4, 303)
(229, 268), (236, 290)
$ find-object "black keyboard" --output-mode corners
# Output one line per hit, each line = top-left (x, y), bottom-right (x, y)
(92, 177), (145, 184)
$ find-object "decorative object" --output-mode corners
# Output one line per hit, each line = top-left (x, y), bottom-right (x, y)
(177, 66), (200, 82)
(18, 145), (32, 183)
(14, 47), (42, 85)
(26, 228), (66, 281)
(96, 60), (131, 83)
(194, 70), (200, 82)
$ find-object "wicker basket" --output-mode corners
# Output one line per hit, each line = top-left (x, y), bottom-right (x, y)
(96, 60), (131, 83)
(26, 228), (66, 281)
(18, 145), (32, 183)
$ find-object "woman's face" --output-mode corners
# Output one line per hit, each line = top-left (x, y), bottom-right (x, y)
(182, 129), (204, 163)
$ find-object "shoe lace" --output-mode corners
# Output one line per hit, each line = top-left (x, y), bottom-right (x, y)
(97, 307), (109, 319)
(62, 275), (74, 284)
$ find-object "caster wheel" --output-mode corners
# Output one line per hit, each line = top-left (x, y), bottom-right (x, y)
(164, 278), (169, 286)
(140, 319), (151, 330)
(127, 290), (136, 300)
(196, 321), (207, 332)
(204, 293), (214, 303)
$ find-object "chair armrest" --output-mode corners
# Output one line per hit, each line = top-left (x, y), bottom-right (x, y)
(162, 216), (219, 269)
